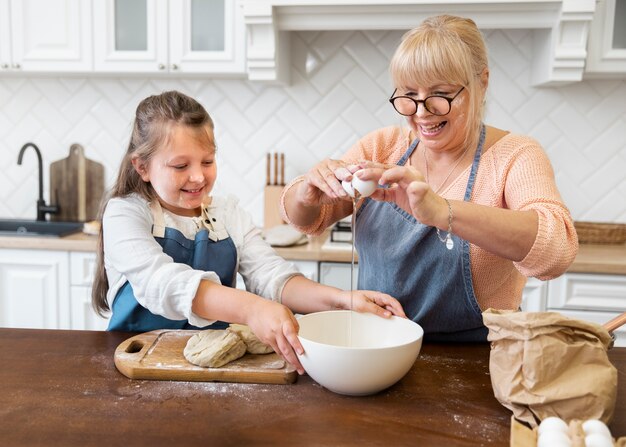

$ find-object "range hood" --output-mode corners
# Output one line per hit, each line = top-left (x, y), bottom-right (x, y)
(240, 0), (596, 86)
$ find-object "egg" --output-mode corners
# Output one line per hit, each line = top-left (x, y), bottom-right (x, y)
(536, 430), (572, 447)
(582, 419), (612, 438)
(538, 416), (569, 436)
(342, 170), (377, 198)
(585, 433), (614, 447)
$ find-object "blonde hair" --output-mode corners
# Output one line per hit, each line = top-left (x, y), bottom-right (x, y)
(92, 91), (215, 316)
(390, 15), (488, 151)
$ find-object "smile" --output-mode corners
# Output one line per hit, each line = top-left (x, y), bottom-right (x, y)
(419, 122), (447, 135)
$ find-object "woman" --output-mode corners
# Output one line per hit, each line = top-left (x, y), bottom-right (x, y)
(281, 15), (578, 342)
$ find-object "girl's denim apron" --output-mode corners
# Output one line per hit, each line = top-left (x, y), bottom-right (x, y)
(356, 125), (487, 342)
(107, 200), (237, 332)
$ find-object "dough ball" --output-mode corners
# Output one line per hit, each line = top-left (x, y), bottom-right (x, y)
(184, 330), (247, 368)
(227, 324), (274, 354)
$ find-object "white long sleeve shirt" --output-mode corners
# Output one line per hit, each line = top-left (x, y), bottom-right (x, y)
(103, 193), (301, 327)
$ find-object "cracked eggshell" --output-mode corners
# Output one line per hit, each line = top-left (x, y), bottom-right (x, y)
(342, 170), (376, 198)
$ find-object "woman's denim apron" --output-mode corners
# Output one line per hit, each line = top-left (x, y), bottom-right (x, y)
(107, 201), (237, 332)
(356, 125), (487, 342)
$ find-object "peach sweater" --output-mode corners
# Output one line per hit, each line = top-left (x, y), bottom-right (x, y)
(281, 126), (579, 311)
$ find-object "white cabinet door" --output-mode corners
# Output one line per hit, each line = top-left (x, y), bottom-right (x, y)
(585, 0), (626, 75)
(93, 0), (168, 72)
(71, 285), (109, 331)
(520, 277), (548, 312)
(0, 0), (11, 71)
(0, 249), (70, 329)
(169, 0), (245, 73)
(94, 0), (245, 74)
(319, 262), (358, 291)
(6, 0), (92, 72)
(69, 252), (108, 330)
(548, 273), (626, 347)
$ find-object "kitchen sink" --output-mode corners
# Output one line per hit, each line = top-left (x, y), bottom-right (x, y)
(0, 219), (84, 237)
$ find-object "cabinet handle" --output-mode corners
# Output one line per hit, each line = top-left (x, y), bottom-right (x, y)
(158, 63), (166, 70)
(171, 64), (178, 70)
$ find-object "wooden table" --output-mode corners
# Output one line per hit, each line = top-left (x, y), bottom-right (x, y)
(0, 329), (624, 446)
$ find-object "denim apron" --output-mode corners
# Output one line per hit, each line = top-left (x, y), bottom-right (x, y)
(356, 125), (487, 342)
(107, 200), (237, 332)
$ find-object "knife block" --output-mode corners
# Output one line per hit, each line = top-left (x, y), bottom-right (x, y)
(264, 185), (285, 229)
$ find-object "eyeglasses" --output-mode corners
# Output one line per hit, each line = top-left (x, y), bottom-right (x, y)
(388, 87), (465, 116)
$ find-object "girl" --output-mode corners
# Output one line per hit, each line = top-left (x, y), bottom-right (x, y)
(92, 91), (405, 373)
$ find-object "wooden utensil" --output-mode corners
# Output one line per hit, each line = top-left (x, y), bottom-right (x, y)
(114, 330), (297, 384)
(49, 144), (104, 222)
(603, 311), (626, 333)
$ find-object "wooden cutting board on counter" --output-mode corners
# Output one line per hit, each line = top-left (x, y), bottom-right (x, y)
(49, 143), (104, 222)
(114, 330), (298, 385)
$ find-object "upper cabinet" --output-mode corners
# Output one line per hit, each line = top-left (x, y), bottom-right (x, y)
(93, 0), (245, 74)
(0, 0), (92, 73)
(585, 0), (626, 77)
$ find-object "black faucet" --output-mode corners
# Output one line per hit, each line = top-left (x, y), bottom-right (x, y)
(17, 142), (59, 221)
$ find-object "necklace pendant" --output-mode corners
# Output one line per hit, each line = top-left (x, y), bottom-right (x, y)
(446, 235), (454, 250)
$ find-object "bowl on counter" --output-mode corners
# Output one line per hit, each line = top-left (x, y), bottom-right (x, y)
(296, 310), (423, 396)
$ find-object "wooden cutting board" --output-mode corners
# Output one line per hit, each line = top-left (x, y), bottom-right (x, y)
(49, 143), (104, 222)
(114, 330), (298, 385)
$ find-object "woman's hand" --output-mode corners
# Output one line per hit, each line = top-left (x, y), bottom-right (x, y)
(245, 299), (306, 374)
(294, 158), (359, 206)
(335, 289), (406, 319)
(354, 162), (442, 226)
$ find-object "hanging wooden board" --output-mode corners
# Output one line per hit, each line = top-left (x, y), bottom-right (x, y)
(114, 330), (298, 385)
(49, 143), (104, 222)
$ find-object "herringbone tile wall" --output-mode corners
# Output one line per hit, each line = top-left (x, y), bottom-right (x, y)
(1, 29), (625, 225)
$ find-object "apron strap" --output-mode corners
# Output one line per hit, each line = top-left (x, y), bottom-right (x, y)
(149, 200), (167, 238)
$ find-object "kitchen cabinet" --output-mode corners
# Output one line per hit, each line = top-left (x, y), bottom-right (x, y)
(69, 252), (108, 330)
(0, 248), (71, 329)
(585, 0), (626, 76)
(0, 248), (106, 330)
(548, 273), (626, 347)
(93, 0), (245, 74)
(319, 261), (358, 291)
(520, 277), (548, 312)
(0, 0), (92, 73)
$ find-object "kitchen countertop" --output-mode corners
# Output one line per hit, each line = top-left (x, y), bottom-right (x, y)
(1, 327), (624, 446)
(0, 230), (625, 274)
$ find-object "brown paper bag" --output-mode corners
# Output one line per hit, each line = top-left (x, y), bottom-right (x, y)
(483, 309), (617, 428)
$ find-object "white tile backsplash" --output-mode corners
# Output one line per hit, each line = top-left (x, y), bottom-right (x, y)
(1, 29), (625, 225)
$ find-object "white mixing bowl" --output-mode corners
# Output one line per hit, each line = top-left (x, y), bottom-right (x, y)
(297, 310), (424, 396)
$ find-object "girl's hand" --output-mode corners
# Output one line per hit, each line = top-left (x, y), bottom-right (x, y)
(335, 289), (406, 319)
(295, 158), (359, 206)
(245, 300), (306, 374)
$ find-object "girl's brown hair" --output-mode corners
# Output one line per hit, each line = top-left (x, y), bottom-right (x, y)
(92, 91), (214, 316)
(389, 15), (489, 151)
